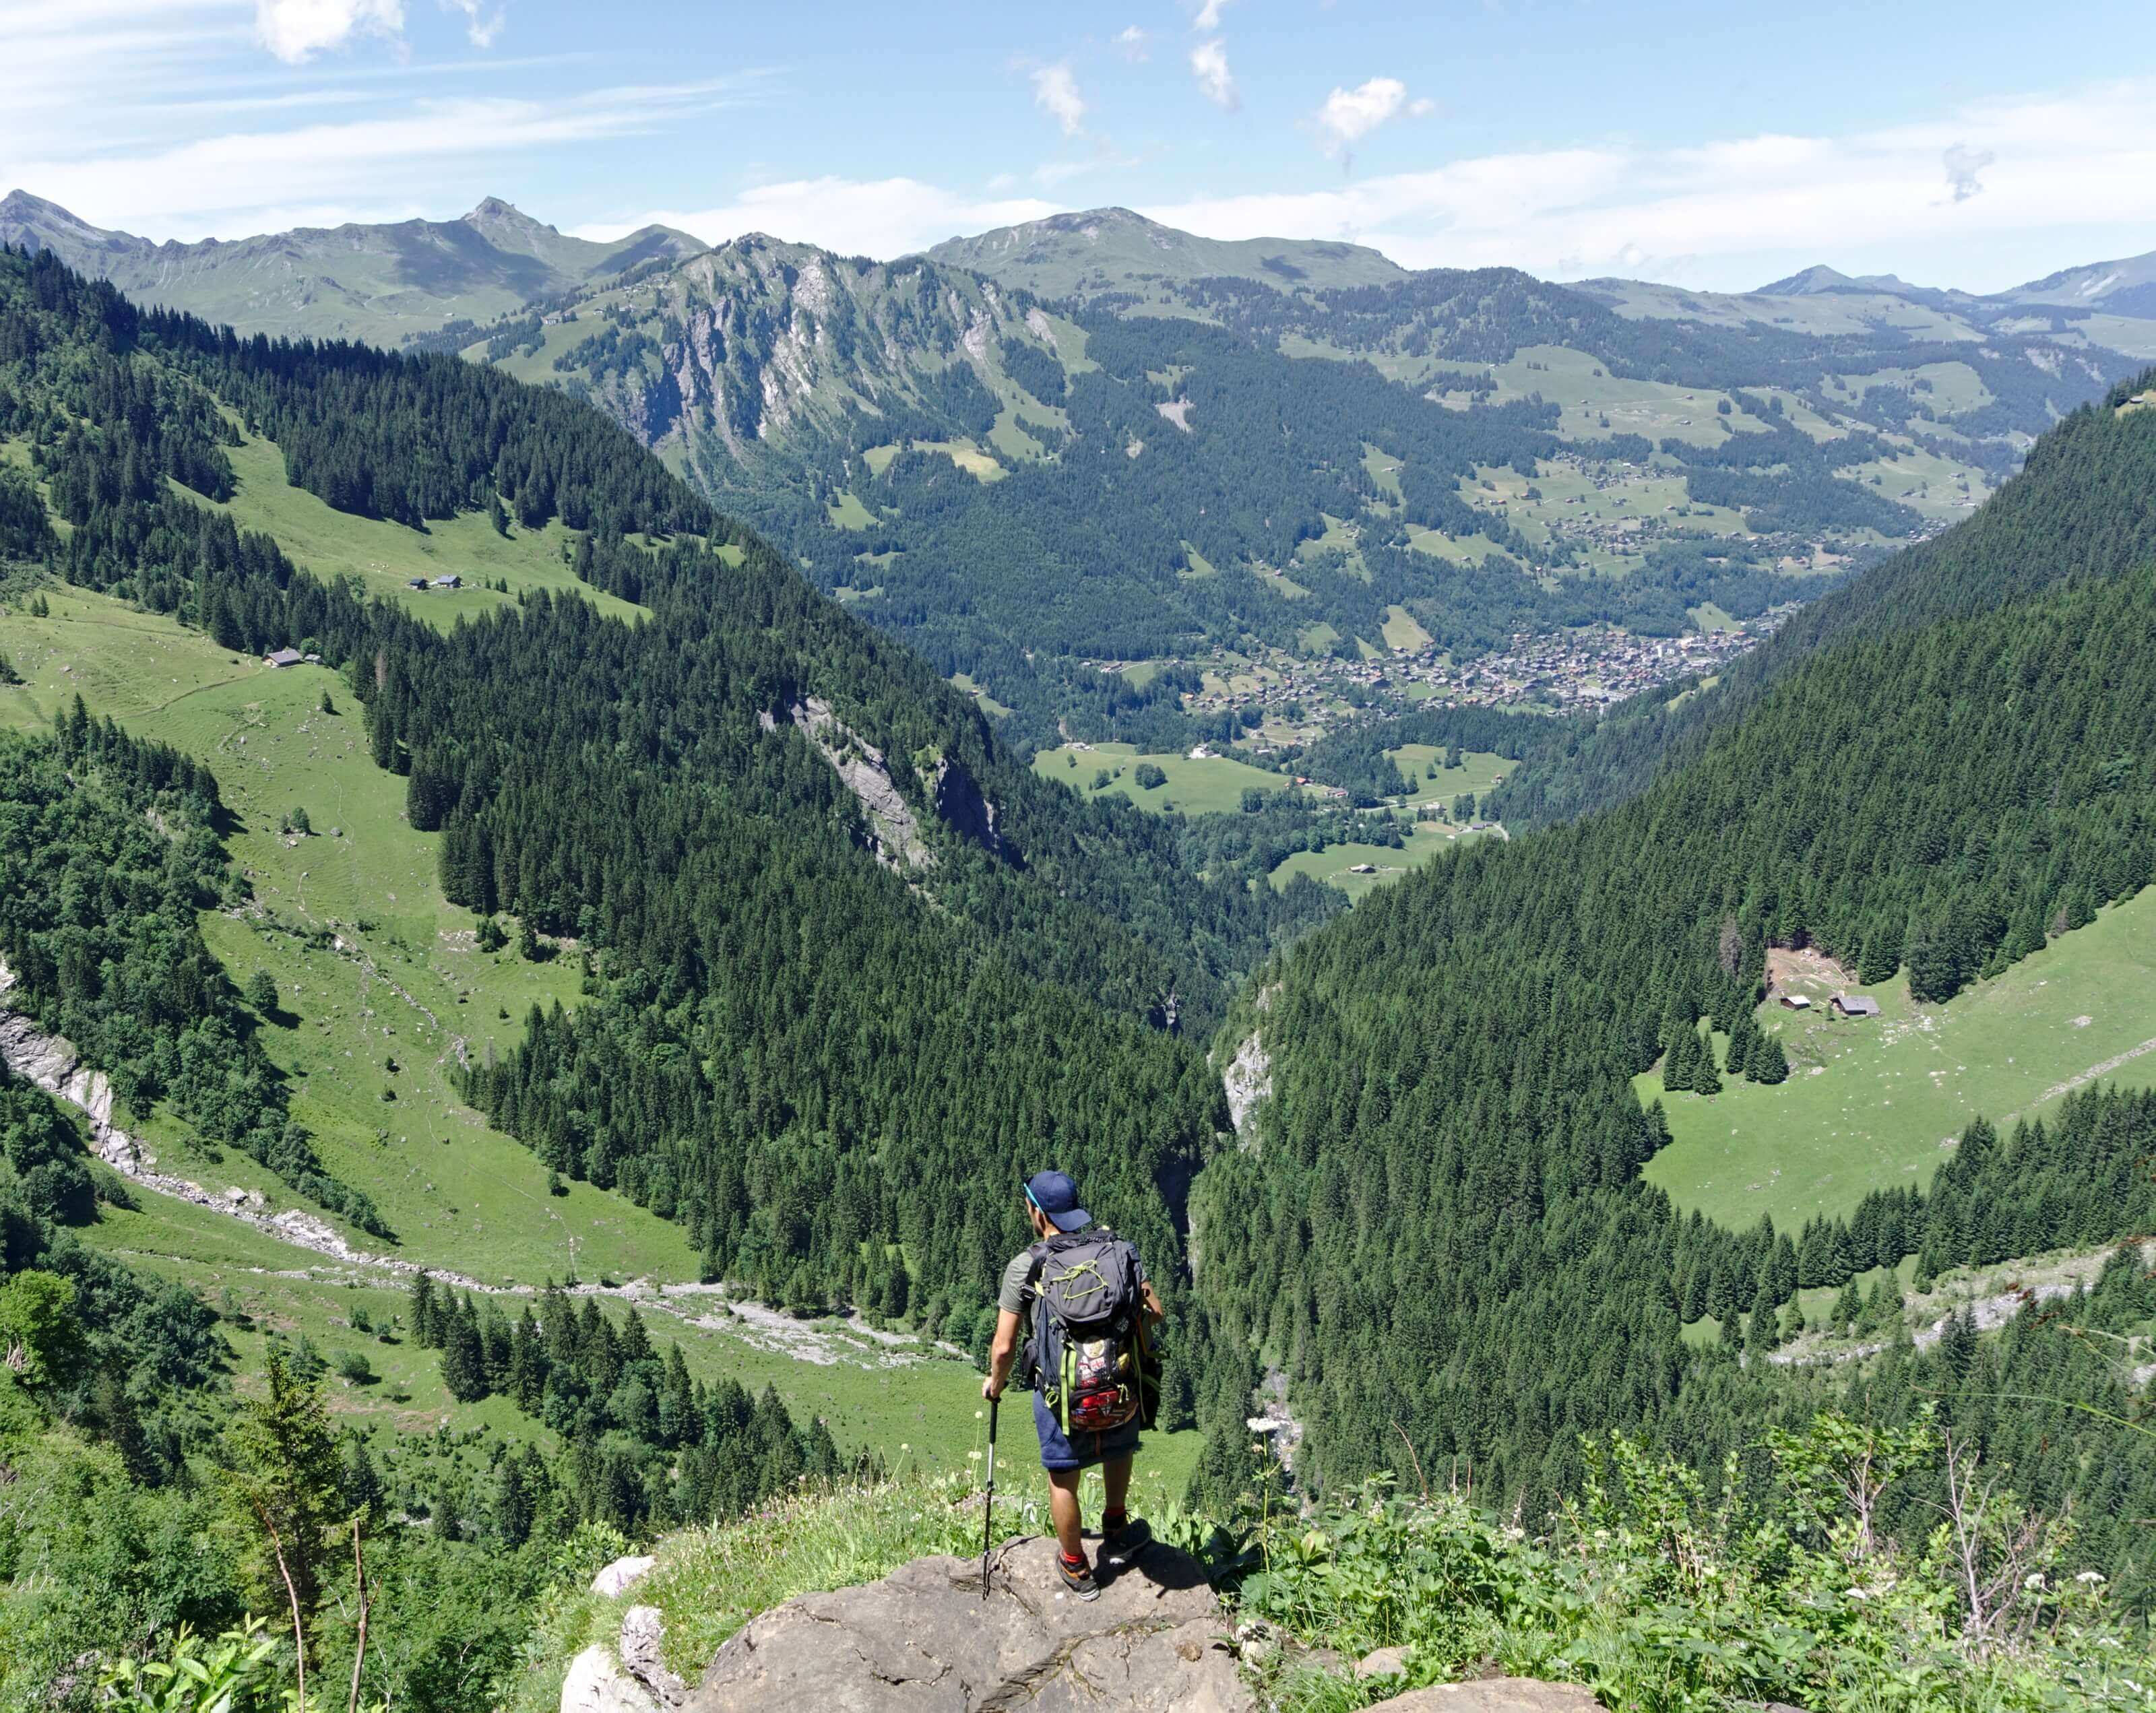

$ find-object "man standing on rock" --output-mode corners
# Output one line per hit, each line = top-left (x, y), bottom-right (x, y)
(983, 1168), (1165, 1601)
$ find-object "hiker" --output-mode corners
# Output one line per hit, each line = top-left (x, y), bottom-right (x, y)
(982, 1168), (1165, 1601)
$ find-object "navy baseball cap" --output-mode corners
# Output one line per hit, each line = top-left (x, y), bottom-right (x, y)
(1024, 1169), (1091, 1233)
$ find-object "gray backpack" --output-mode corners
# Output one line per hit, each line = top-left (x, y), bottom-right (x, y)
(1023, 1229), (1151, 1435)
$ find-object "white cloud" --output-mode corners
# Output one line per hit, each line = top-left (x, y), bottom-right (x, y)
(1192, 0), (1233, 29)
(1113, 24), (1149, 62)
(441, 0), (504, 49)
(1139, 79), (2156, 292)
(1032, 63), (1085, 137)
(1942, 141), (1994, 203)
(254, 0), (404, 62)
(575, 176), (1061, 261)
(1314, 77), (1409, 157)
(8, 80), (748, 238)
(1190, 38), (1237, 110)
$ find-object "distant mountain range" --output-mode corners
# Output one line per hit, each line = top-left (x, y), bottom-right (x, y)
(10, 187), (2149, 748)
(924, 206), (1405, 304)
(1740, 251), (2156, 323)
(0, 189), (703, 343)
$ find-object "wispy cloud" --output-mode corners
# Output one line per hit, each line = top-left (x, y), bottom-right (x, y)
(1140, 79), (2156, 292)
(9, 79), (753, 237)
(1112, 25), (1149, 62)
(441, 0), (504, 49)
(1191, 0), (1233, 30)
(1190, 38), (1236, 110)
(1032, 63), (1086, 137)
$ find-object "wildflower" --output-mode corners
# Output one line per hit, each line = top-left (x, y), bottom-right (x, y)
(975, 1409), (984, 1420)
(2025, 1572), (2046, 1590)
(2076, 1570), (2106, 1585)
(1845, 1586), (1871, 1601)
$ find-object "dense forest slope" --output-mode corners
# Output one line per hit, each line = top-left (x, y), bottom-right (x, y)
(0, 241), (1315, 1704)
(1195, 377), (2156, 1600)
(1495, 370), (2156, 827)
(0, 242), (1330, 1410)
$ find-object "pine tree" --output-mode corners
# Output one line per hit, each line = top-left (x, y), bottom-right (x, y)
(410, 1272), (437, 1348)
(1692, 1023), (1723, 1095)
(1831, 1276), (1864, 1332)
(441, 1298), (489, 1402)
(230, 1346), (346, 1619)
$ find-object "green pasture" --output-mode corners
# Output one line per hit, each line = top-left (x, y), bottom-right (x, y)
(1643, 888), (2156, 1231)
(1839, 443), (1990, 521)
(1034, 740), (1292, 816)
(827, 490), (878, 529)
(1295, 511), (1369, 579)
(1268, 820), (1494, 901)
(1385, 744), (1511, 805)
(211, 435), (646, 625)
(1486, 345), (1774, 447)
(1380, 604), (1433, 650)
(948, 672), (1012, 717)
(860, 440), (1005, 482)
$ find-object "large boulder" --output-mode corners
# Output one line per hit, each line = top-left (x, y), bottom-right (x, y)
(561, 1644), (660, 1713)
(1369, 1681), (1606, 1712)
(684, 1534), (1249, 1712)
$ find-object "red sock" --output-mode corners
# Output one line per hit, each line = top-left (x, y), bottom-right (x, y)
(1060, 1548), (1087, 1569)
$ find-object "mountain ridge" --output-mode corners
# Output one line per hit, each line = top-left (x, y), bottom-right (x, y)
(923, 204), (1408, 301)
(0, 189), (705, 342)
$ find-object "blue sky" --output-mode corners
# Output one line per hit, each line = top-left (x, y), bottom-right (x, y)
(7, 0), (2155, 291)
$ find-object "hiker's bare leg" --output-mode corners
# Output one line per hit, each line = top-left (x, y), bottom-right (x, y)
(1104, 1453), (1134, 1520)
(1047, 1467), (1085, 1559)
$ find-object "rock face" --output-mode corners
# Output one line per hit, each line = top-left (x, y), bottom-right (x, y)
(928, 755), (1004, 859)
(561, 1645), (660, 1713)
(1368, 1681), (1606, 1712)
(790, 698), (933, 870)
(1220, 1030), (1272, 1139)
(684, 1536), (1250, 1712)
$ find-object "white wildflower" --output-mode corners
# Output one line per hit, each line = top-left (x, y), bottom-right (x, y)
(2025, 1572), (2046, 1590)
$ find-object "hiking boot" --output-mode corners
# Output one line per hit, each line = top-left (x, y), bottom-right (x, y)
(1056, 1551), (1100, 1601)
(1101, 1514), (1151, 1567)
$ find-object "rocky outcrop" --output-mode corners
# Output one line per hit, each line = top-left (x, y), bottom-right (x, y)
(590, 1555), (656, 1599)
(1221, 1030), (1272, 1139)
(561, 1644), (660, 1713)
(684, 1536), (1248, 1712)
(928, 755), (1004, 859)
(791, 698), (934, 871)
(619, 1605), (689, 1708)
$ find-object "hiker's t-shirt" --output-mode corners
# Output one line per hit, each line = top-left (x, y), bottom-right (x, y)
(998, 1232), (1147, 1316)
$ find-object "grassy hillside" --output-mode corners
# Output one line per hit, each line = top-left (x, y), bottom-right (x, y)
(1641, 886), (2156, 1229)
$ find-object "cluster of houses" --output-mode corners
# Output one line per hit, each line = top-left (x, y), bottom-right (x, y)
(406, 575), (462, 591)
(261, 648), (321, 670)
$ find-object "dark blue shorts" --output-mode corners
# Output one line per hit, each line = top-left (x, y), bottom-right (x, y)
(1032, 1390), (1142, 1473)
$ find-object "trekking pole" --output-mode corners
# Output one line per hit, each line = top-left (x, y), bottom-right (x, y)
(981, 1393), (998, 1598)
